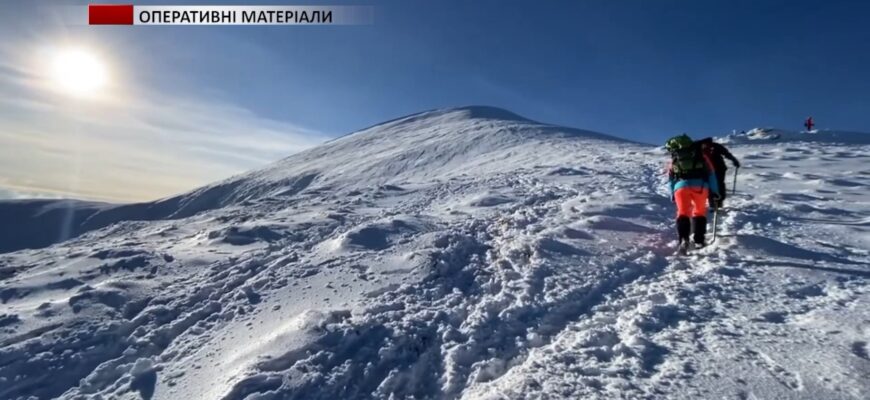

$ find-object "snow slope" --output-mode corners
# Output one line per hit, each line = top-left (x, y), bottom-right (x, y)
(0, 106), (626, 255)
(722, 127), (870, 145)
(0, 107), (867, 399)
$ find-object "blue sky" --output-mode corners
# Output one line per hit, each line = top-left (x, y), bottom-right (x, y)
(1, 0), (868, 201)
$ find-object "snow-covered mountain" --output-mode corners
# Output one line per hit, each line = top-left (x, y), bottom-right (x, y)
(0, 106), (629, 254)
(0, 107), (867, 400)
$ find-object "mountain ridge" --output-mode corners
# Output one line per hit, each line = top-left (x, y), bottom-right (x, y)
(2, 107), (868, 256)
(0, 106), (632, 253)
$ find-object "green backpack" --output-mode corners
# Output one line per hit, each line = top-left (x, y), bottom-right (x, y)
(666, 134), (706, 179)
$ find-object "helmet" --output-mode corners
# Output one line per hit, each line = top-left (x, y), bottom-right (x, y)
(665, 134), (693, 152)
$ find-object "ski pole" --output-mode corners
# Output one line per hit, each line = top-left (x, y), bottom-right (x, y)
(732, 167), (738, 196)
(711, 204), (719, 243)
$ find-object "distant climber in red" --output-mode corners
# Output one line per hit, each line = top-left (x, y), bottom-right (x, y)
(804, 116), (814, 131)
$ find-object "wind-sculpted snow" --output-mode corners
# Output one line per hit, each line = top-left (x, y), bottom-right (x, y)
(0, 109), (868, 399)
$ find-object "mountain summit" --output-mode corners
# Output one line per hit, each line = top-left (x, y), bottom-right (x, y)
(0, 107), (630, 253)
(364, 106), (537, 128)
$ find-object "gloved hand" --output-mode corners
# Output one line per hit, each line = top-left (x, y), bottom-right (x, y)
(733, 160), (741, 168)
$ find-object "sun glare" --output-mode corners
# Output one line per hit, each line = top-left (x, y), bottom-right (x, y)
(50, 48), (108, 97)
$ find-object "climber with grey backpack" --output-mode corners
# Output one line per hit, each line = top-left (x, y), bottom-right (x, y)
(665, 134), (721, 254)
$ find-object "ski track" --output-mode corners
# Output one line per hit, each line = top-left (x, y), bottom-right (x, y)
(0, 111), (868, 400)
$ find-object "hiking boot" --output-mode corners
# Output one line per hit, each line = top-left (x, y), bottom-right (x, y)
(677, 239), (690, 255)
(692, 216), (707, 245)
(677, 216), (691, 243)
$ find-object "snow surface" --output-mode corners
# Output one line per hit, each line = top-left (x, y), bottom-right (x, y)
(0, 106), (868, 399)
(722, 127), (870, 145)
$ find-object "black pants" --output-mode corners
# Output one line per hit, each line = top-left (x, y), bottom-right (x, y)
(716, 169), (727, 201)
(711, 168), (727, 208)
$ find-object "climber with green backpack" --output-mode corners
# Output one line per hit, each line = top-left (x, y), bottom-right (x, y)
(665, 134), (721, 254)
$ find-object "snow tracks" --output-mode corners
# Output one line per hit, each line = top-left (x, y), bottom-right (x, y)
(217, 149), (687, 399)
(2, 141), (868, 400)
(466, 143), (870, 399)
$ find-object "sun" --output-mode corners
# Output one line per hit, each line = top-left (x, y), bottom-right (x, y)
(50, 48), (108, 97)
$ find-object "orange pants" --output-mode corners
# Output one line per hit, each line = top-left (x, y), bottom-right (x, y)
(674, 187), (709, 218)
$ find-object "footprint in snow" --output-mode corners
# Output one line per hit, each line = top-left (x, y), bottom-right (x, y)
(714, 267), (746, 277)
(580, 215), (655, 233)
(0, 313), (20, 328)
(785, 283), (825, 299)
(745, 349), (804, 391)
(534, 238), (590, 257)
(756, 311), (788, 324)
(851, 341), (869, 360)
(560, 227), (595, 240)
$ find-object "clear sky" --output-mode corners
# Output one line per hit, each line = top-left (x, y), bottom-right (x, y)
(1, 0), (868, 202)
